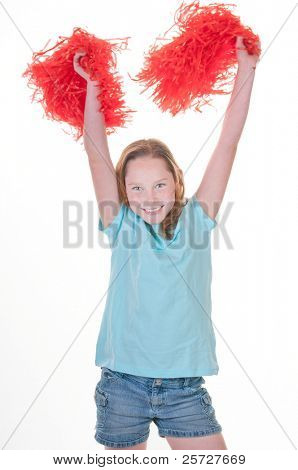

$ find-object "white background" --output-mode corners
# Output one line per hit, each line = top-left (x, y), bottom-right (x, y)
(0, 0), (297, 451)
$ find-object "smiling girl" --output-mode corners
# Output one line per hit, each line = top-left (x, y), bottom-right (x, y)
(73, 35), (259, 450)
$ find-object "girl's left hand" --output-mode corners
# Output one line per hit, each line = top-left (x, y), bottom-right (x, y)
(235, 35), (261, 69)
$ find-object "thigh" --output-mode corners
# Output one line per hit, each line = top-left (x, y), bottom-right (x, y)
(94, 367), (151, 449)
(166, 432), (227, 450)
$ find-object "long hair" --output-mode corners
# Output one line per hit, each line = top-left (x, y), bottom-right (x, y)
(115, 138), (187, 240)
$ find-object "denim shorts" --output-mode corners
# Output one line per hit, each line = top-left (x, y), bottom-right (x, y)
(94, 367), (223, 448)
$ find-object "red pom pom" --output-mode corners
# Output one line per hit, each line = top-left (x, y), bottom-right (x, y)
(133, 1), (261, 115)
(22, 27), (135, 140)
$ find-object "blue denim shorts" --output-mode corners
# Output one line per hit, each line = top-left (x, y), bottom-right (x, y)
(94, 367), (223, 448)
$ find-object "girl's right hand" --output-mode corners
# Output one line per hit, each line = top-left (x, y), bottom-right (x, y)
(73, 50), (93, 83)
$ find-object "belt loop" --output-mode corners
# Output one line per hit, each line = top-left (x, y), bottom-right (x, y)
(183, 377), (190, 387)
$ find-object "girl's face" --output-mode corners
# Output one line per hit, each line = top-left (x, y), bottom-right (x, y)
(125, 155), (176, 224)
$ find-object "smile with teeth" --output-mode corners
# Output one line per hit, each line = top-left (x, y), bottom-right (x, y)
(142, 205), (164, 213)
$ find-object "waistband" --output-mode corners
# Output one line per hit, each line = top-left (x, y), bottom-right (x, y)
(101, 367), (205, 388)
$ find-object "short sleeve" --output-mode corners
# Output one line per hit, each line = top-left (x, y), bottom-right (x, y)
(188, 194), (217, 231)
(98, 203), (126, 245)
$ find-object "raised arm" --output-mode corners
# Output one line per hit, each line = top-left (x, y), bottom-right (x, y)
(194, 36), (260, 221)
(73, 51), (121, 229)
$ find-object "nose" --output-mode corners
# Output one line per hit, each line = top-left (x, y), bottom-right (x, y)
(144, 190), (159, 205)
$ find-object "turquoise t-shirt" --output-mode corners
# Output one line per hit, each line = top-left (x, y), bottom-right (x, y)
(95, 194), (219, 378)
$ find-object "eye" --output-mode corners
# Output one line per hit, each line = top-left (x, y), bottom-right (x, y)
(132, 186), (141, 191)
(156, 183), (166, 189)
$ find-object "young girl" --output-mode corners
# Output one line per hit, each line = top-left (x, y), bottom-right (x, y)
(73, 36), (259, 450)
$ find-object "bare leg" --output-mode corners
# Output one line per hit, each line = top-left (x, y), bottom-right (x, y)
(105, 440), (148, 450)
(166, 432), (227, 450)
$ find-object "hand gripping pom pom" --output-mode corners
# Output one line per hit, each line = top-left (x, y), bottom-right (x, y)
(22, 27), (136, 140)
(133, 1), (261, 116)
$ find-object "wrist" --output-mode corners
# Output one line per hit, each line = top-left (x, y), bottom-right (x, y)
(237, 62), (257, 73)
(87, 79), (100, 88)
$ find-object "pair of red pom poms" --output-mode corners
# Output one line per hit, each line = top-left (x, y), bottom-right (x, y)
(23, 2), (261, 139)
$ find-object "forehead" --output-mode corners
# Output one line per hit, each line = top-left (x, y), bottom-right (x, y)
(125, 156), (169, 180)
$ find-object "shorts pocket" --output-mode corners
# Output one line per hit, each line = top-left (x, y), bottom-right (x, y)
(199, 390), (217, 423)
(101, 367), (124, 384)
(94, 388), (108, 430)
(186, 376), (206, 391)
